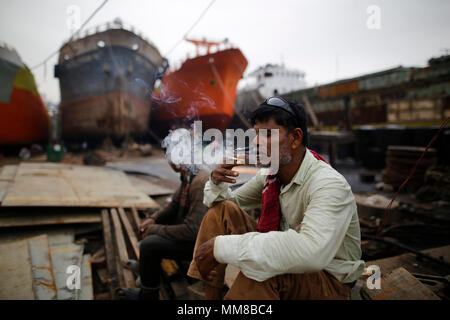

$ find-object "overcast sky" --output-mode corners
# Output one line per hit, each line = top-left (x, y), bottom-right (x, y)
(1, 0), (449, 104)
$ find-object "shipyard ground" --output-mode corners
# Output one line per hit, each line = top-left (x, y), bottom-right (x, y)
(0, 144), (449, 300)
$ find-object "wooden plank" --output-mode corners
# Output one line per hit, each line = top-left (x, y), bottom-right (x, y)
(363, 267), (440, 300)
(117, 207), (139, 259)
(101, 209), (120, 294)
(0, 237), (35, 299)
(110, 208), (135, 289)
(1, 163), (158, 208)
(110, 209), (129, 264)
(125, 209), (138, 234)
(0, 210), (101, 228)
(130, 207), (141, 233)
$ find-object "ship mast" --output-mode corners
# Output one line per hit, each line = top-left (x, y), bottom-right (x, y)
(184, 37), (227, 56)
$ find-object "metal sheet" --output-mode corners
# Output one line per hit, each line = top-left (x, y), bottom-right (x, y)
(106, 159), (180, 182)
(0, 237), (35, 299)
(0, 165), (18, 203)
(50, 242), (84, 300)
(0, 226), (78, 246)
(79, 254), (93, 300)
(28, 234), (57, 300)
(1, 162), (158, 208)
(0, 165), (19, 180)
(0, 210), (101, 228)
(126, 174), (175, 196)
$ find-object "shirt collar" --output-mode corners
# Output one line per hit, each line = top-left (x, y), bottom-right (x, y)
(288, 148), (315, 188)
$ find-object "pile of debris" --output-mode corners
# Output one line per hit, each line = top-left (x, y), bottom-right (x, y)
(381, 146), (437, 191)
(0, 161), (160, 300)
(355, 245), (450, 300)
(0, 233), (92, 299)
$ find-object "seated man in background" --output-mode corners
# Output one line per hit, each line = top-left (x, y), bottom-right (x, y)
(123, 161), (210, 300)
(188, 97), (364, 300)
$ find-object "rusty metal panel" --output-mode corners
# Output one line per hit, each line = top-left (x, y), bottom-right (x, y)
(0, 210), (101, 228)
(28, 234), (57, 300)
(0, 237), (35, 299)
(318, 80), (359, 99)
(126, 174), (175, 196)
(50, 241), (84, 300)
(107, 158), (181, 182)
(358, 68), (412, 91)
(79, 254), (93, 300)
(1, 162), (158, 208)
(363, 267), (440, 300)
(0, 165), (18, 203)
(406, 82), (450, 99)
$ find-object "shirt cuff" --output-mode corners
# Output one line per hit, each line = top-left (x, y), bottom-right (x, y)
(208, 175), (228, 190)
(213, 235), (242, 266)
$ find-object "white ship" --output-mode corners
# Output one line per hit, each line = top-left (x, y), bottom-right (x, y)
(232, 63), (307, 127)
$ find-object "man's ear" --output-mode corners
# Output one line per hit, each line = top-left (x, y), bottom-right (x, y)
(291, 128), (303, 149)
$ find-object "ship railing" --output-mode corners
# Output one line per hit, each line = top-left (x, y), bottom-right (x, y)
(0, 41), (17, 52)
(69, 19), (156, 47)
(167, 41), (236, 73)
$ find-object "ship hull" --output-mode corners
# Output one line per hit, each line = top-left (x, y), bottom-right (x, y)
(151, 48), (247, 135)
(0, 57), (49, 146)
(56, 29), (164, 142)
(60, 92), (151, 141)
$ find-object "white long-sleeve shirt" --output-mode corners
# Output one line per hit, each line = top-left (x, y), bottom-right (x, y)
(204, 148), (365, 283)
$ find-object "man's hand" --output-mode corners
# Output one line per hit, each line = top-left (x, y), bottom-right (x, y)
(211, 163), (240, 185)
(139, 217), (155, 235)
(194, 237), (220, 281)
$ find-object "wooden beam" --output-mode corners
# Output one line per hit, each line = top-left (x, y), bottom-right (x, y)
(301, 95), (319, 129)
(130, 207), (141, 228)
(129, 207), (142, 236)
(117, 207), (140, 259)
(101, 209), (119, 295)
(109, 208), (135, 289)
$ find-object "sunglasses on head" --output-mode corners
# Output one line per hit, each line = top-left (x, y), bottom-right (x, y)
(262, 96), (298, 122)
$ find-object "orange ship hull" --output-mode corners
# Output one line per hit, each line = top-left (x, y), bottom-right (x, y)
(0, 88), (49, 145)
(152, 48), (247, 134)
(0, 54), (49, 146)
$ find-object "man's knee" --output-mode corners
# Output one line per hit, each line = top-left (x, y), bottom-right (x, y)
(140, 234), (166, 257)
(206, 200), (242, 220)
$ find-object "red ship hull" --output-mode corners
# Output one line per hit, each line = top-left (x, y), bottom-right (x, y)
(151, 48), (247, 135)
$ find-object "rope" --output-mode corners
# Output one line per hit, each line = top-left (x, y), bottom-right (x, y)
(373, 116), (450, 237)
(31, 0), (109, 70)
(164, 0), (217, 57)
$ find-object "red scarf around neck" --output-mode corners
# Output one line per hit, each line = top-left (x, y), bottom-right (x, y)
(257, 149), (328, 232)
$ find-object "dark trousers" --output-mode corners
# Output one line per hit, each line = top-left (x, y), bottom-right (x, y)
(139, 234), (195, 288)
